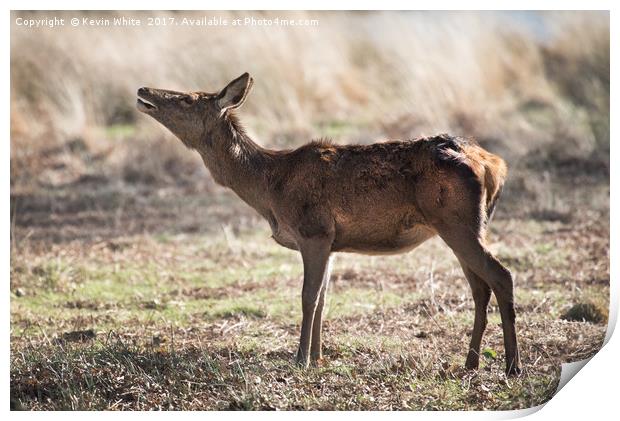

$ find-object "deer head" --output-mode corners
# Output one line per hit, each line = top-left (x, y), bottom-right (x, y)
(136, 72), (254, 149)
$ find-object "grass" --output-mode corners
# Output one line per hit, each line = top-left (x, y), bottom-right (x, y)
(10, 193), (609, 409)
(10, 11), (609, 196)
(10, 333), (564, 410)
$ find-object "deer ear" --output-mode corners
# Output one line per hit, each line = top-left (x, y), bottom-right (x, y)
(217, 72), (254, 112)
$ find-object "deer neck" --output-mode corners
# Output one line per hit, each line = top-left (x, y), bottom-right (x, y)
(197, 115), (272, 216)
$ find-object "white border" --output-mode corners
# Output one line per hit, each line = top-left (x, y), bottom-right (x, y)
(4, 1), (616, 419)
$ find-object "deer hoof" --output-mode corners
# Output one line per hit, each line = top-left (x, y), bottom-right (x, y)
(310, 356), (326, 367)
(506, 365), (522, 377)
(295, 352), (310, 368)
(464, 354), (480, 370)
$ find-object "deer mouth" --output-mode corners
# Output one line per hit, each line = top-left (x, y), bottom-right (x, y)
(136, 88), (159, 113)
(136, 97), (157, 113)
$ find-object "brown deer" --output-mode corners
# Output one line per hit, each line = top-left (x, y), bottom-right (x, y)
(136, 73), (521, 375)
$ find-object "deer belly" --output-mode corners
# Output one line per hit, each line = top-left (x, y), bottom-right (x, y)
(335, 224), (436, 255)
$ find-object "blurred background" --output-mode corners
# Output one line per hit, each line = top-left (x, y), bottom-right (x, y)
(11, 11), (609, 239)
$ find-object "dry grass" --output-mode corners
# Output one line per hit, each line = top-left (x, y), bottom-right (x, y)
(11, 12), (609, 206)
(10, 187), (609, 410)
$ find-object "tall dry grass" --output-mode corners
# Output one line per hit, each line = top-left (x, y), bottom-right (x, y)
(10, 11), (609, 215)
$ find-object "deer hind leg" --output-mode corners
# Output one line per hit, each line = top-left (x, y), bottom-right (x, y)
(458, 258), (491, 370)
(310, 256), (333, 364)
(438, 225), (521, 375)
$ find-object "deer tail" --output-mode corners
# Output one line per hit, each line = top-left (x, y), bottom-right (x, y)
(483, 154), (507, 225)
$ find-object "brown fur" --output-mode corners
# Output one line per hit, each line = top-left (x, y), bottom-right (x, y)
(136, 73), (521, 375)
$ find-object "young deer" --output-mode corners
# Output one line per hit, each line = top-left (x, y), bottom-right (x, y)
(137, 73), (521, 375)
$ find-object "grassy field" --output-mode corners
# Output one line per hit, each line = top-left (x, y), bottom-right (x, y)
(10, 185), (609, 410)
(10, 10), (609, 411)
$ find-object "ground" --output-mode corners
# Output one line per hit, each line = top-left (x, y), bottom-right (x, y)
(10, 182), (609, 410)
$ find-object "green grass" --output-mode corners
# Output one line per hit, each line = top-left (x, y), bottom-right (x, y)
(104, 124), (137, 138)
(10, 214), (609, 410)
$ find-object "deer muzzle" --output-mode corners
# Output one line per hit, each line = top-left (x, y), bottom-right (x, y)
(136, 87), (158, 113)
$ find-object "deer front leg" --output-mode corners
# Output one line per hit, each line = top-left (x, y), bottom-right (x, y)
(310, 256), (333, 364)
(296, 240), (332, 368)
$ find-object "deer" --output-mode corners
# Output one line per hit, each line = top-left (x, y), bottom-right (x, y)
(136, 73), (521, 375)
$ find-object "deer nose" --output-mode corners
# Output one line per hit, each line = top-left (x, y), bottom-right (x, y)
(137, 87), (149, 96)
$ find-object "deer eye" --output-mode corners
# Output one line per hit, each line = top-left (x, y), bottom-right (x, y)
(180, 96), (196, 107)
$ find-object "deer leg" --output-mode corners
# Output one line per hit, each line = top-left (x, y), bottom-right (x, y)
(310, 256), (332, 363)
(458, 258), (492, 370)
(438, 227), (521, 376)
(296, 240), (332, 368)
